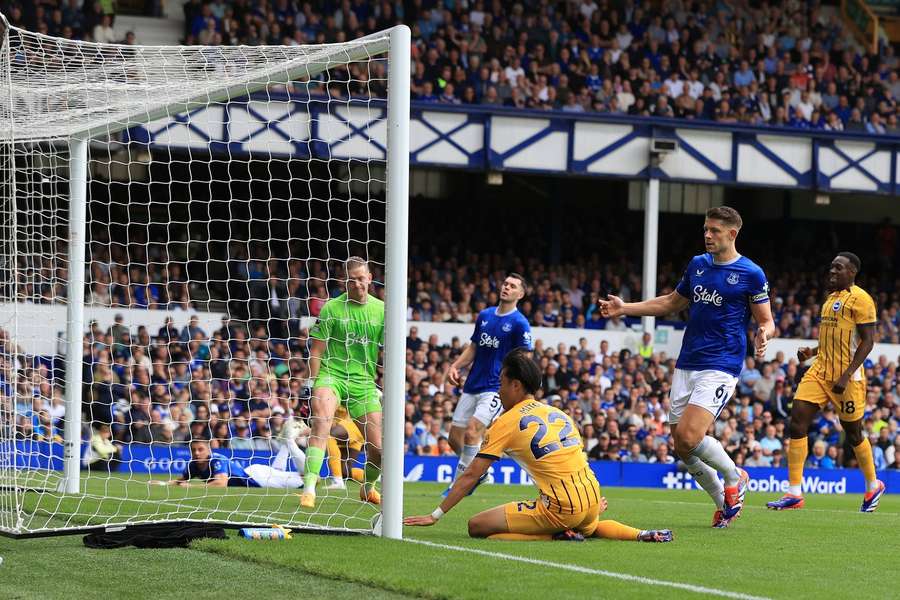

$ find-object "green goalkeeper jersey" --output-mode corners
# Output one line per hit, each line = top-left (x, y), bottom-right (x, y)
(310, 292), (384, 382)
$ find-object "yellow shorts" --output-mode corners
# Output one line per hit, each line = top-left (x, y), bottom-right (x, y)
(503, 496), (602, 537)
(795, 371), (866, 422)
(333, 410), (364, 452)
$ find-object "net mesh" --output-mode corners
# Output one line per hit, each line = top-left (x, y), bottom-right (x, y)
(0, 19), (395, 535)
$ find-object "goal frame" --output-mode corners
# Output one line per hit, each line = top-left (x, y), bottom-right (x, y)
(0, 17), (410, 541)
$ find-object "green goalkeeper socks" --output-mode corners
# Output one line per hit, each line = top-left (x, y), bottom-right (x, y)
(364, 463), (380, 492)
(304, 446), (325, 491)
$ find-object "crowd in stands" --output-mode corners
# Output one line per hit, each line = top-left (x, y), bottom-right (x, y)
(9, 0), (900, 133)
(13, 212), (900, 343)
(5, 309), (900, 474)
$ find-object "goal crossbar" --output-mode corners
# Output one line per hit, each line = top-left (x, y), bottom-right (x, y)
(0, 15), (394, 142)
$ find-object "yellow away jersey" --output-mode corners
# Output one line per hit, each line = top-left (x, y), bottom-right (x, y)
(477, 398), (601, 513)
(809, 285), (876, 382)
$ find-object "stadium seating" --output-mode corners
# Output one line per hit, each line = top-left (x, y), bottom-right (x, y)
(16, 210), (900, 342)
(11, 0), (900, 132)
(7, 307), (899, 481)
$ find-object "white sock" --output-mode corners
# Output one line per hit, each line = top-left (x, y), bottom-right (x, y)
(691, 436), (740, 486)
(454, 444), (480, 482)
(272, 446), (291, 471)
(788, 484), (802, 496)
(683, 454), (725, 510)
(286, 437), (306, 475)
(868, 480), (880, 492)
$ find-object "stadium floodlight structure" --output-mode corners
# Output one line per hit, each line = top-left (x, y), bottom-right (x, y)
(0, 17), (409, 539)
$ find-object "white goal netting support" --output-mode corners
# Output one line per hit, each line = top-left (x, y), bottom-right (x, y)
(0, 17), (410, 539)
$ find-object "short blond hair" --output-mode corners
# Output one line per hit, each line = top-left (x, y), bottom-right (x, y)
(345, 256), (369, 274)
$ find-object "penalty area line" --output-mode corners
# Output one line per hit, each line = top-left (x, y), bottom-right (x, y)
(405, 538), (771, 600)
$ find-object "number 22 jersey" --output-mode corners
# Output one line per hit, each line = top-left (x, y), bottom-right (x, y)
(477, 399), (600, 514)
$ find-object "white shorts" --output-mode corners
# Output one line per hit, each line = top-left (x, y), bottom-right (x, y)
(668, 369), (738, 425)
(245, 464), (304, 489)
(452, 391), (502, 427)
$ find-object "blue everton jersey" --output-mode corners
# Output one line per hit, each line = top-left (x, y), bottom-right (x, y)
(464, 307), (533, 394)
(184, 452), (260, 487)
(674, 253), (769, 377)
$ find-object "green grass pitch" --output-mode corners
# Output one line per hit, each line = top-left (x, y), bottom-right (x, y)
(1, 477), (898, 599)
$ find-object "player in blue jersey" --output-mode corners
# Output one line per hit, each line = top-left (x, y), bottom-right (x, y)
(156, 438), (305, 489)
(600, 207), (775, 528)
(444, 273), (533, 495)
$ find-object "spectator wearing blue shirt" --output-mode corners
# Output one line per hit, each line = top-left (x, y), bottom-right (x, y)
(814, 408), (841, 446)
(733, 60), (755, 88)
(418, 81), (438, 102)
(180, 315), (206, 343)
(806, 440), (834, 469)
(738, 357), (762, 396)
(587, 35), (604, 62)
(405, 421), (421, 455)
(869, 433), (888, 471)
(759, 424), (783, 457)
(586, 67), (602, 93)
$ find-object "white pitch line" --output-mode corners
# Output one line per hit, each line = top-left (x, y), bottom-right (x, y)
(406, 538), (772, 600)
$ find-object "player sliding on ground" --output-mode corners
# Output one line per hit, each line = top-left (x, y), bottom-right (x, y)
(301, 257), (384, 509)
(444, 273), (533, 497)
(768, 252), (885, 512)
(600, 206), (776, 528)
(405, 349), (672, 542)
(154, 437), (305, 488)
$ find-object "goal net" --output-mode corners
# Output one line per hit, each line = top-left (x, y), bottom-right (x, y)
(0, 18), (409, 538)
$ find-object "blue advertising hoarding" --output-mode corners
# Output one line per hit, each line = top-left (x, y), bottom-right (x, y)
(400, 455), (900, 495)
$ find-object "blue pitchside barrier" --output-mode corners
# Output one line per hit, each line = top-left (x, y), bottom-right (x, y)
(402, 455), (900, 495)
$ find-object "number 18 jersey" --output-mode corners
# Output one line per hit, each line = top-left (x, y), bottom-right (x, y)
(477, 399), (600, 513)
(809, 285), (876, 382)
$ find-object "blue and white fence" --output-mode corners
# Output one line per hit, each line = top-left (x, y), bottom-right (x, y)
(127, 95), (900, 195)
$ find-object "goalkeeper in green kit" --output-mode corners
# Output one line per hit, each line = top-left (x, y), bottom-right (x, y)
(300, 257), (385, 509)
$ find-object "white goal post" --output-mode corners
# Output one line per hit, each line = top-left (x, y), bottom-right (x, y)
(0, 16), (409, 539)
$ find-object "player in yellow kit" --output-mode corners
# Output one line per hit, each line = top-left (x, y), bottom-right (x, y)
(404, 349), (672, 542)
(324, 405), (366, 490)
(767, 252), (884, 512)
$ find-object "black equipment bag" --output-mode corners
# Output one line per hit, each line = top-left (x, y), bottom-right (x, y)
(83, 522), (227, 549)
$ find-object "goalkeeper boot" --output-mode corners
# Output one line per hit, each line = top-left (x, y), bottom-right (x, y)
(766, 494), (804, 511)
(299, 491), (316, 509)
(638, 529), (673, 543)
(360, 485), (381, 505)
(860, 480), (886, 513)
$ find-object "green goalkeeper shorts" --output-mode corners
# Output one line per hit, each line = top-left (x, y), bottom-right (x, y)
(313, 374), (382, 420)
